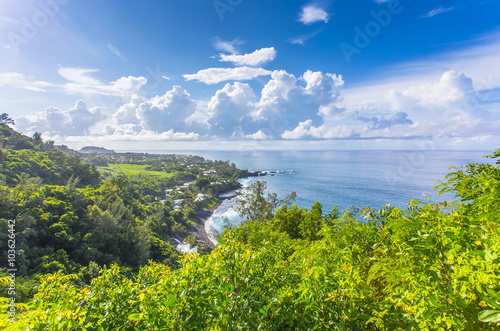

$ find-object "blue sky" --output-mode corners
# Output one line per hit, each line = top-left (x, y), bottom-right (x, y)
(1, 0), (499, 150)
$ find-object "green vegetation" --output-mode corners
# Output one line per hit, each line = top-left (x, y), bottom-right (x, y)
(0, 123), (246, 321)
(0, 149), (100, 187)
(1, 121), (499, 329)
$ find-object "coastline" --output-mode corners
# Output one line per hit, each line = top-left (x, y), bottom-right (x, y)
(185, 173), (264, 251)
(188, 196), (228, 250)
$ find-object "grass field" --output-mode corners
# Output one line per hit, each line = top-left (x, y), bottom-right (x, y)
(101, 164), (175, 178)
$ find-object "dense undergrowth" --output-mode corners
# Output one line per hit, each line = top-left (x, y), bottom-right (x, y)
(1, 149), (498, 330)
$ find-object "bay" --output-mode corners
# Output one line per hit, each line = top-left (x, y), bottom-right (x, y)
(153, 150), (493, 242)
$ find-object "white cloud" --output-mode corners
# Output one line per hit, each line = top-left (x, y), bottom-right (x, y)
(0, 72), (53, 92)
(16, 100), (105, 136)
(259, 70), (298, 105)
(281, 120), (313, 139)
(213, 37), (244, 54)
(109, 129), (199, 141)
(207, 82), (255, 138)
(288, 28), (324, 46)
(246, 130), (271, 140)
(113, 94), (145, 126)
(357, 111), (413, 129)
(58, 66), (147, 96)
(391, 36), (500, 94)
(137, 85), (197, 132)
(255, 70), (344, 135)
(183, 67), (272, 84)
(110, 86), (203, 135)
(302, 70), (344, 102)
(204, 69), (345, 139)
(219, 47), (277, 67)
(421, 6), (455, 18)
(298, 5), (329, 25)
(282, 70), (500, 141)
(58, 67), (100, 85)
(16, 60), (498, 145)
(0, 68), (148, 96)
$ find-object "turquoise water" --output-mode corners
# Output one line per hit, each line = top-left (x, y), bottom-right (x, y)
(159, 150), (493, 242)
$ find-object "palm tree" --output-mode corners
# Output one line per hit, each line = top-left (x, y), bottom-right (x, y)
(0, 113), (15, 126)
(32, 132), (43, 145)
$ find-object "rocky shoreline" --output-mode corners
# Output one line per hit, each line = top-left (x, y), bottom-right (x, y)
(182, 171), (268, 252)
(240, 170), (269, 178)
(187, 196), (231, 250)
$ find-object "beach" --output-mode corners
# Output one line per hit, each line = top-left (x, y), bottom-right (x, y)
(187, 197), (228, 250)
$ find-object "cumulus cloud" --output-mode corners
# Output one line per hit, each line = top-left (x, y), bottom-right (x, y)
(58, 66), (147, 96)
(21, 68), (495, 144)
(298, 5), (330, 25)
(16, 100), (105, 136)
(389, 70), (475, 122)
(302, 70), (344, 103)
(203, 69), (345, 139)
(207, 82), (256, 138)
(253, 70), (344, 134)
(219, 47), (277, 67)
(113, 94), (145, 126)
(246, 130), (271, 140)
(110, 86), (204, 136)
(137, 86), (197, 132)
(281, 120), (313, 139)
(183, 67), (272, 84)
(280, 70), (494, 141)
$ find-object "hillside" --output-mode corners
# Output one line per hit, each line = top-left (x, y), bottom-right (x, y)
(2, 145), (500, 329)
(79, 146), (116, 154)
(0, 127), (247, 303)
(0, 124), (39, 151)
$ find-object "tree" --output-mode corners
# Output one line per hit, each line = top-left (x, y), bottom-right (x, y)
(194, 177), (210, 190)
(32, 132), (43, 145)
(0, 113), (15, 126)
(270, 204), (304, 239)
(299, 201), (324, 241)
(237, 180), (296, 223)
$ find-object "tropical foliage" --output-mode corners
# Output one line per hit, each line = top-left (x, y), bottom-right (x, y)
(1, 122), (499, 330)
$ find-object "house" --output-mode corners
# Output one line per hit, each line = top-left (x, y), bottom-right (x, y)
(194, 193), (206, 202)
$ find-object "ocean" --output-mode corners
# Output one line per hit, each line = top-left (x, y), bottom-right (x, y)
(161, 150), (493, 243)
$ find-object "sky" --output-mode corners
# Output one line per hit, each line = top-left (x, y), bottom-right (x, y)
(0, 0), (499, 151)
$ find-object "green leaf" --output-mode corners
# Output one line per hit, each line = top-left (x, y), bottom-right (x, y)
(478, 310), (500, 323)
(429, 295), (439, 306)
(128, 313), (143, 321)
(444, 231), (455, 239)
(164, 294), (177, 307)
(483, 296), (500, 309)
(487, 289), (500, 300)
